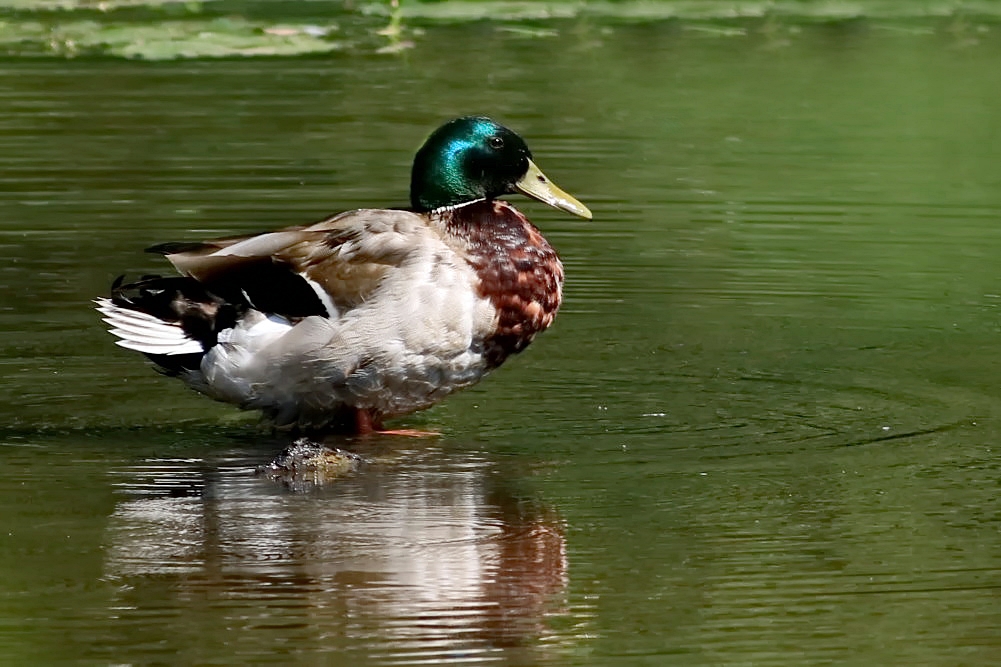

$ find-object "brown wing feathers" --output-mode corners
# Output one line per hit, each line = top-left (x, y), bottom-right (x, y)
(120, 211), (424, 343)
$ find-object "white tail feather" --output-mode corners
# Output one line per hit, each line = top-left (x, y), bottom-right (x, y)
(94, 298), (204, 356)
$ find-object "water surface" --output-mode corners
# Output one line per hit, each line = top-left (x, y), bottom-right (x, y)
(3, 19), (1001, 665)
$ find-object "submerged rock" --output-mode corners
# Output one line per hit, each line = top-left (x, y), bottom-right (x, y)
(258, 437), (366, 490)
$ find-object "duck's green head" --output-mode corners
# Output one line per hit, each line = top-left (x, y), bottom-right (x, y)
(410, 116), (591, 219)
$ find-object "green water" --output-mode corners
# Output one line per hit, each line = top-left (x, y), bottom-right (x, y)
(4, 18), (1001, 665)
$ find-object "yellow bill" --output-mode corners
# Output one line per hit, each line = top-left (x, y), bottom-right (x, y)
(515, 159), (592, 220)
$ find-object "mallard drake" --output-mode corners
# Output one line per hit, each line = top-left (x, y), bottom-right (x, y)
(95, 116), (591, 434)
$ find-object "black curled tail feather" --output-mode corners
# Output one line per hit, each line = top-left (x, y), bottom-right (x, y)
(110, 275), (244, 374)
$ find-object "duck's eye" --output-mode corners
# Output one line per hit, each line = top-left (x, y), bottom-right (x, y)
(488, 136), (504, 150)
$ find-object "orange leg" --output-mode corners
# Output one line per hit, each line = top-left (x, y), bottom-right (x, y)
(352, 408), (383, 435)
(352, 408), (439, 438)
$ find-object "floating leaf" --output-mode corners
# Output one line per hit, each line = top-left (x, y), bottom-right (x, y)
(0, 16), (343, 59)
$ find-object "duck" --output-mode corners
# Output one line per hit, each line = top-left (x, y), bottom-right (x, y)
(95, 116), (591, 435)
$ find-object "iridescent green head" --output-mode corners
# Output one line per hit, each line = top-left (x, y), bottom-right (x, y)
(410, 116), (591, 219)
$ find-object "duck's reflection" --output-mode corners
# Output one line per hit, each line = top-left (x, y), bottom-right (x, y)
(104, 443), (569, 661)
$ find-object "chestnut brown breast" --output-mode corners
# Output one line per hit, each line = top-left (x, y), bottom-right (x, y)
(441, 200), (564, 369)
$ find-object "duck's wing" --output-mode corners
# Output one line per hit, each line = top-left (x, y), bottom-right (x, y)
(150, 208), (432, 319)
